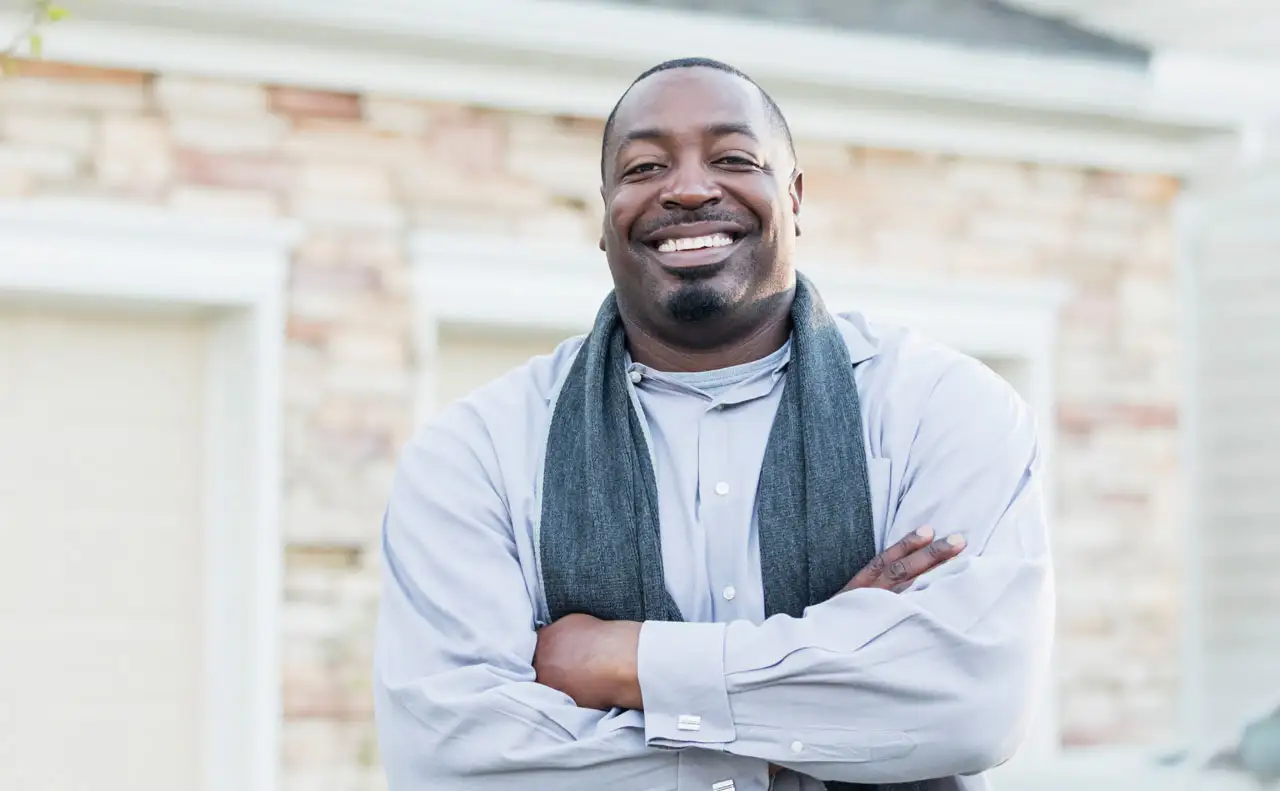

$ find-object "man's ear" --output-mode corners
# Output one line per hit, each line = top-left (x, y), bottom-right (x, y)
(599, 185), (608, 252)
(791, 169), (804, 237)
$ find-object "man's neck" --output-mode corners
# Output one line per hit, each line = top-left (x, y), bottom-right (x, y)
(623, 299), (793, 373)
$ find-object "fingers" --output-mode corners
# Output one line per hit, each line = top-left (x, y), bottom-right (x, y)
(885, 533), (966, 592)
(846, 526), (935, 590)
(844, 526), (966, 593)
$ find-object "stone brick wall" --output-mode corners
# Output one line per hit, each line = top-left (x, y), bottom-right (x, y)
(0, 61), (1182, 785)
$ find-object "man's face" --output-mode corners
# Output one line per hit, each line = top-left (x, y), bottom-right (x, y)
(600, 67), (802, 337)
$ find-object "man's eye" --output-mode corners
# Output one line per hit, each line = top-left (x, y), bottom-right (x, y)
(718, 156), (758, 168)
(624, 163), (661, 176)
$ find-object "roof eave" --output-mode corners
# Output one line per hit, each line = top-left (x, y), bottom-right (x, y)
(1, 0), (1267, 174)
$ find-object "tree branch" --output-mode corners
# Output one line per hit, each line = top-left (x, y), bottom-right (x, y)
(1, 1), (69, 75)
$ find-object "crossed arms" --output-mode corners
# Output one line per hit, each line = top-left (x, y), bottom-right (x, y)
(373, 359), (1055, 790)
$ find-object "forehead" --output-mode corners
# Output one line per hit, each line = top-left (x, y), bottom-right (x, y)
(611, 67), (771, 141)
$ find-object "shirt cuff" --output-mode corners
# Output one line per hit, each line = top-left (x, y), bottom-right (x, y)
(637, 620), (736, 747)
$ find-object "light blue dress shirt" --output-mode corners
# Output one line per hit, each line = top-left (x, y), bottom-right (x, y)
(373, 310), (1055, 791)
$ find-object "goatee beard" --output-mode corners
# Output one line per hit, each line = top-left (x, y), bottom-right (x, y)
(665, 285), (729, 323)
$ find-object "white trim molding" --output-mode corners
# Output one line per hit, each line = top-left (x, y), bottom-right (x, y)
(0, 0), (1252, 174)
(0, 200), (299, 306)
(0, 198), (299, 791)
(1173, 191), (1208, 749)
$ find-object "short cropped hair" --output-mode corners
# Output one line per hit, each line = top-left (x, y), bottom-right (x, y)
(600, 57), (796, 180)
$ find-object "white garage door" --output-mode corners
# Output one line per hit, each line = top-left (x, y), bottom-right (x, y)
(0, 305), (210, 791)
(436, 325), (575, 410)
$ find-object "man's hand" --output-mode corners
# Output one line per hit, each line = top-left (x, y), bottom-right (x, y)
(841, 525), (966, 594)
(534, 527), (964, 717)
(534, 614), (643, 711)
(769, 527), (967, 778)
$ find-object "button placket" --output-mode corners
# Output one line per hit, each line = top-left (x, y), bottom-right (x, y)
(701, 405), (742, 620)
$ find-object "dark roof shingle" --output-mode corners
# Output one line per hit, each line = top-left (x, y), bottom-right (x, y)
(595, 0), (1150, 65)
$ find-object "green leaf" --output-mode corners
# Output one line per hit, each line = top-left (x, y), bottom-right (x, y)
(28, 33), (43, 58)
(47, 5), (69, 22)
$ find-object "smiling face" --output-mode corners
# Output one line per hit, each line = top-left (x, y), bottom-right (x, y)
(600, 66), (802, 349)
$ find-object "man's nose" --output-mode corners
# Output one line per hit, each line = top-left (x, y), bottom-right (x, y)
(660, 164), (722, 210)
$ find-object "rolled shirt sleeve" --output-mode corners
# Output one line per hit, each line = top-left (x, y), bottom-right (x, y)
(636, 356), (1056, 784)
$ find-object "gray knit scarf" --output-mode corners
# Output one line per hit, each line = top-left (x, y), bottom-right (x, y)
(539, 273), (931, 791)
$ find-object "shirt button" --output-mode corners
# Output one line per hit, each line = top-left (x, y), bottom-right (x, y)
(714, 481), (730, 496)
(791, 740), (804, 754)
(628, 370), (642, 384)
(722, 585), (736, 601)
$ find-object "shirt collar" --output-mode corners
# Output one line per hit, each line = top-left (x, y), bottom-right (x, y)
(626, 341), (789, 405)
(834, 310), (881, 366)
(545, 309), (881, 405)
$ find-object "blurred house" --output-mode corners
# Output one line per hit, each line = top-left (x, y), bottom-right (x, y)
(0, 1), (1277, 790)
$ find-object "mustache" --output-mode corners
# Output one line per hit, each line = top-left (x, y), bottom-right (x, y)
(631, 207), (755, 241)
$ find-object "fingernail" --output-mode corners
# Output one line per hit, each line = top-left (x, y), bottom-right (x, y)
(946, 534), (966, 547)
(914, 526), (934, 540)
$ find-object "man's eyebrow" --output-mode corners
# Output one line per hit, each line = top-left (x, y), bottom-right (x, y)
(618, 122), (760, 149)
(706, 122), (759, 142)
(619, 127), (666, 147)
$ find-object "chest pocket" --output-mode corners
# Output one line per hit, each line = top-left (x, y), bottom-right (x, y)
(864, 457), (897, 550)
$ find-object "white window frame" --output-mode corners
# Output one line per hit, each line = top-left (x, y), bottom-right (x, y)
(409, 229), (1069, 760)
(0, 198), (297, 791)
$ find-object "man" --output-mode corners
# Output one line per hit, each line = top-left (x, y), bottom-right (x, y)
(373, 57), (1054, 791)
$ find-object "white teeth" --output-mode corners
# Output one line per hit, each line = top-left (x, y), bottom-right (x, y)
(656, 232), (735, 253)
